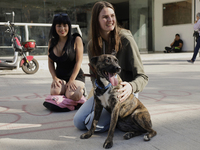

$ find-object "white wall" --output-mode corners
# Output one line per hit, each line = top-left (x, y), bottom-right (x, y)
(196, 0), (200, 13)
(154, 0), (195, 52)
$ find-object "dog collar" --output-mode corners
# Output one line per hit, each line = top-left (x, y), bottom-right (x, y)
(95, 79), (112, 90)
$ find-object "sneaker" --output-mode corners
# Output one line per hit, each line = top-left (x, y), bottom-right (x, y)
(187, 60), (194, 63)
(163, 50), (171, 53)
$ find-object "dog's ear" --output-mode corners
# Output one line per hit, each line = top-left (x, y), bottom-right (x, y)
(111, 49), (117, 56)
(90, 56), (98, 65)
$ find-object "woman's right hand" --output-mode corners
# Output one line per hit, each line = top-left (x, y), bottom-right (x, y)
(51, 77), (62, 88)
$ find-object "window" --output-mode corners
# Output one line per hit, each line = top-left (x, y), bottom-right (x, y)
(163, 0), (192, 26)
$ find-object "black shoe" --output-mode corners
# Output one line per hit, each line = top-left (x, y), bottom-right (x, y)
(163, 50), (171, 53)
(187, 60), (194, 63)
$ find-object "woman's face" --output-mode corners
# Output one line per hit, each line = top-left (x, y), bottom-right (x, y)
(55, 23), (69, 37)
(197, 16), (200, 20)
(99, 7), (116, 34)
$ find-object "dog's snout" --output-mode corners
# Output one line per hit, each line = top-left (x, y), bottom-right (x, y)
(115, 66), (121, 72)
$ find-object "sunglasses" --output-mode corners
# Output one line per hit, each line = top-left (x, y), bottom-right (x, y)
(54, 13), (68, 17)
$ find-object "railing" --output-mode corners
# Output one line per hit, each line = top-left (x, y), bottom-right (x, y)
(0, 22), (82, 53)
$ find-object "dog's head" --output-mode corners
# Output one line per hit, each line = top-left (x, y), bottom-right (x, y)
(90, 54), (121, 86)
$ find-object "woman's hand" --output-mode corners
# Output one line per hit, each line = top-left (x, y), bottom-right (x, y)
(66, 80), (77, 91)
(117, 82), (133, 102)
(51, 77), (62, 88)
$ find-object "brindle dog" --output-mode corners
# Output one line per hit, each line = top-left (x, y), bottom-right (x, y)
(80, 54), (156, 149)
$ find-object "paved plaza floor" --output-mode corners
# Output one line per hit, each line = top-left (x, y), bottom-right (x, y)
(0, 53), (200, 150)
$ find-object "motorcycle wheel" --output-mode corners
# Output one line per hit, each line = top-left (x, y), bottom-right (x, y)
(22, 58), (39, 74)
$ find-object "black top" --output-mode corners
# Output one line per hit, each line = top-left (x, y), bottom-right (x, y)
(173, 39), (183, 50)
(48, 34), (85, 83)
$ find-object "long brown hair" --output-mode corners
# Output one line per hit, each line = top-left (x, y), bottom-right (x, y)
(90, 1), (121, 56)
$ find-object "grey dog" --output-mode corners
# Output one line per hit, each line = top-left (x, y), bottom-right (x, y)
(80, 54), (157, 149)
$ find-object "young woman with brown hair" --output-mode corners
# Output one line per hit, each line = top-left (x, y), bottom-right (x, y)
(74, 1), (148, 132)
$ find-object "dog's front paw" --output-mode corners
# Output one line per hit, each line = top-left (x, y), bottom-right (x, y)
(103, 140), (113, 149)
(143, 134), (151, 141)
(80, 132), (92, 139)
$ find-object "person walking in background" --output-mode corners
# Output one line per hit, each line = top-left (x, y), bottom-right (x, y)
(73, 1), (148, 132)
(48, 13), (85, 101)
(164, 34), (183, 53)
(187, 12), (200, 63)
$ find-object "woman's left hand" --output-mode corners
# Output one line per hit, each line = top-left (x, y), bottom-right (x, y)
(117, 82), (133, 102)
(66, 80), (77, 91)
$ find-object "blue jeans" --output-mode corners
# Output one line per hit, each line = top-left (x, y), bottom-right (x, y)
(192, 37), (200, 62)
(73, 96), (111, 132)
(73, 93), (139, 133)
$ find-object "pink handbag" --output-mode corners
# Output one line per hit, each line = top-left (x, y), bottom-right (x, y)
(43, 95), (87, 112)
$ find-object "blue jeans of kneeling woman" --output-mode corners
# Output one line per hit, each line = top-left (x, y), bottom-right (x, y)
(73, 93), (138, 132)
(73, 96), (111, 132)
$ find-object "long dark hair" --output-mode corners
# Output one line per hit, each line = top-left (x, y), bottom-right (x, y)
(90, 1), (121, 57)
(49, 13), (72, 52)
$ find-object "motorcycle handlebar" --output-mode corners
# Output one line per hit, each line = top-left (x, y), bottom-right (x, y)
(5, 13), (12, 15)
(4, 21), (15, 36)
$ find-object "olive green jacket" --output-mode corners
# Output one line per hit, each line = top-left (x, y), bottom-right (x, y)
(87, 29), (148, 93)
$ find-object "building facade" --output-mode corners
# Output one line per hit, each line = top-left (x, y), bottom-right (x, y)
(0, 0), (199, 56)
(154, 0), (200, 52)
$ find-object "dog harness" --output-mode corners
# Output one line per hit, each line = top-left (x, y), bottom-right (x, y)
(95, 79), (112, 90)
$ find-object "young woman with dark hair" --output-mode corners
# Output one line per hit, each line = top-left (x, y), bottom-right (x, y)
(74, 1), (148, 132)
(48, 13), (85, 101)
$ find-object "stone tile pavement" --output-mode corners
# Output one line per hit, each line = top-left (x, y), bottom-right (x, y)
(0, 52), (200, 150)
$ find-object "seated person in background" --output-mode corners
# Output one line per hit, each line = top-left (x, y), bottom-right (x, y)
(164, 34), (183, 53)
